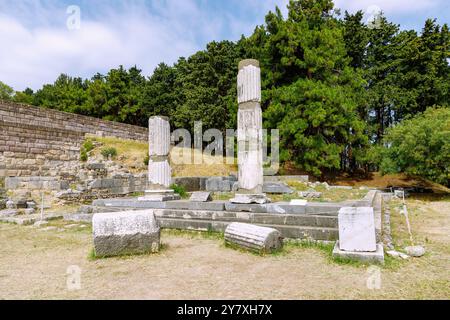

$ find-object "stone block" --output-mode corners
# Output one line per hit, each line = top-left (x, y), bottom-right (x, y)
(189, 192), (212, 202)
(263, 182), (294, 194)
(206, 177), (232, 192)
(225, 222), (283, 253)
(230, 194), (270, 204)
(333, 242), (384, 264)
(5, 177), (20, 189)
(93, 210), (161, 257)
(338, 207), (377, 252)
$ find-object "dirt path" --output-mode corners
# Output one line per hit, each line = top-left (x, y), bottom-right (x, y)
(0, 198), (449, 300)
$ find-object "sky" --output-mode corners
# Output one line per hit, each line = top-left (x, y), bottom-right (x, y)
(0, 0), (448, 91)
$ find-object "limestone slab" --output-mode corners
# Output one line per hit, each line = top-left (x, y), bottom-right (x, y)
(93, 210), (160, 257)
(230, 194), (270, 204)
(333, 242), (384, 264)
(338, 207), (377, 252)
(189, 192), (212, 202)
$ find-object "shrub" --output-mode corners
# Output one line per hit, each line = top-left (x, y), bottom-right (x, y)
(83, 139), (95, 153)
(101, 147), (118, 159)
(80, 148), (88, 162)
(170, 184), (187, 198)
(144, 153), (149, 166)
(379, 107), (450, 186)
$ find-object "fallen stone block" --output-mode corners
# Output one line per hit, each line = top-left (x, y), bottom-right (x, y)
(262, 182), (294, 194)
(0, 209), (18, 217)
(230, 194), (271, 204)
(386, 250), (410, 260)
(298, 191), (322, 199)
(224, 222), (283, 253)
(189, 192), (212, 202)
(93, 210), (161, 257)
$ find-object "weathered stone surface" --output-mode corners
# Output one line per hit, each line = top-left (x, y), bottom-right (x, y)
(394, 190), (406, 199)
(290, 199), (308, 206)
(206, 177), (233, 192)
(333, 242), (384, 264)
(26, 201), (37, 209)
(0, 209), (18, 217)
(264, 175), (309, 183)
(230, 194), (270, 204)
(190, 192), (212, 202)
(225, 203), (268, 213)
(24, 208), (35, 215)
(148, 116), (171, 188)
(225, 222), (283, 253)
(237, 59), (264, 194)
(237, 60), (261, 103)
(386, 250), (410, 260)
(6, 200), (15, 209)
(263, 182), (294, 194)
(405, 246), (426, 257)
(298, 191), (322, 199)
(5, 177), (20, 190)
(139, 189), (180, 202)
(148, 159), (171, 189)
(338, 207), (377, 252)
(93, 210), (161, 257)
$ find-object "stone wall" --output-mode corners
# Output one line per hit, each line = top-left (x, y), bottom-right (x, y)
(0, 100), (148, 178)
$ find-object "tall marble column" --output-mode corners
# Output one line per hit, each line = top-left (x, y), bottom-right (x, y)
(148, 116), (171, 189)
(235, 59), (265, 200)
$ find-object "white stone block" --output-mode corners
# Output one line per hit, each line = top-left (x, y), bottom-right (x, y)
(290, 199), (308, 206)
(338, 207), (377, 252)
(237, 61), (261, 103)
(148, 159), (171, 188)
(93, 210), (160, 257)
(148, 116), (170, 156)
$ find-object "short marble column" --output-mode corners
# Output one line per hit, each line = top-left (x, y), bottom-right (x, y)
(237, 59), (264, 194)
(140, 116), (179, 201)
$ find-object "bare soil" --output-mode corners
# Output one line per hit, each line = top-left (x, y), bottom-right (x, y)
(0, 196), (449, 300)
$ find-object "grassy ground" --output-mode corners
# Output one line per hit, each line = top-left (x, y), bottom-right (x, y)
(0, 194), (448, 300)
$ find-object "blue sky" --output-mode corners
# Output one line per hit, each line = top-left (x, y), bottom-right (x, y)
(0, 0), (448, 91)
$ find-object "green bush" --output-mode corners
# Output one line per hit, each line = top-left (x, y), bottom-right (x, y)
(101, 147), (118, 159)
(379, 107), (450, 186)
(144, 153), (149, 166)
(80, 148), (88, 162)
(83, 139), (95, 153)
(170, 184), (187, 198)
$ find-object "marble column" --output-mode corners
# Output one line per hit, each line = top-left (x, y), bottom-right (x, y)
(236, 59), (264, 195)
(148, 116), (171, 189)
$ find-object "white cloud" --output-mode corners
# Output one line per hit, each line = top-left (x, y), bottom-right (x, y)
(0, 0), (234, 91)
(334, 0), (440, 14)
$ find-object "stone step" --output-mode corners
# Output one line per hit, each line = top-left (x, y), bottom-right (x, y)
(92, 199), (342, 216)
(158, 218), (338, 241)
(153, 209), (338, 228)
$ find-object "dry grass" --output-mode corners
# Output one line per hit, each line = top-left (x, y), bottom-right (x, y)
(87, 137), (237, 177)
